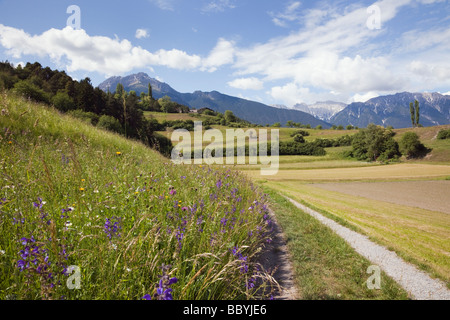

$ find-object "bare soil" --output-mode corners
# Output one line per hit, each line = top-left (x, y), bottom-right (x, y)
(257, 208), (299, 300)
(313, 180), (450, 214)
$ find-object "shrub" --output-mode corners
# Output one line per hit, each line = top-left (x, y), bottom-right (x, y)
(399, 132), (428, 159)
(293, 134), (305, 143)
(97, 115), (123, 134)
(290, 130), (310, 137)
(437, 129), (450, 140)
(67, 109), (99, 126)
(13, 80), (49, 104)
(52, 91), (75, 112)
(351, 124), (401, 161)
(279, 141), (326, 156)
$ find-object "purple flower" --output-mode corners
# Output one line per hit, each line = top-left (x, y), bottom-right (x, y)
(169, 189), (177, 196)
(150, 265), (178, 300)
(142, 294), (152, 300)
(33, 198), (43, 209)
(17, 259), (27, 271)
(104, 217), (122, 240)
(230, 246), (248, 274)
(216, 179), (222, 189)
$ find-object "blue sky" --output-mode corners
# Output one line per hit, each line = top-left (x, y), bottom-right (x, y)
(0, 0), (449, 106)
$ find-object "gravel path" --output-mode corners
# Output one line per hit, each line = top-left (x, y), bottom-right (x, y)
(287, 197), (450, 300)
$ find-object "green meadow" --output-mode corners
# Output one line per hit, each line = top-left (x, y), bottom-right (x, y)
(0, 92), (277, 300)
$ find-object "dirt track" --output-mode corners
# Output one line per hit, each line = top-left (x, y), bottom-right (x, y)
(313, 180), (450, 214)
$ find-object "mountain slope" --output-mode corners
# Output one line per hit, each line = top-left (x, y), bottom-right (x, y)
(331, 92), (450, 128)
(98, 73), (331, 128)
(291, 101), (347, 121)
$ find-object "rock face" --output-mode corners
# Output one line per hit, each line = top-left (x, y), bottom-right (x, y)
(98, 73), (331, 128)
(330, 92), (450, 128)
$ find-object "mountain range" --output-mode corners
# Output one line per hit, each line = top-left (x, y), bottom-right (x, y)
(330, 92), (450, 128)
(98, 73), (450, 128)
(98, 73), (330, 128)
(273, 101), (347, 122)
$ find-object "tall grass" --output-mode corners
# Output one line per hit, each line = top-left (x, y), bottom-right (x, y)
(0, 92), (277, 300)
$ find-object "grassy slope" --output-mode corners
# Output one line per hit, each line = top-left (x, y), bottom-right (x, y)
(0, 93), (275, 300)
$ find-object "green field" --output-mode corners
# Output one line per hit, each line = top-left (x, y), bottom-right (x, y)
(235, 125), (450, 290)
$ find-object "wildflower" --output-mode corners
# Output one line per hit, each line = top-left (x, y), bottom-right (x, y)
(216, 179), (222, 189)
(116, 152), (122, 155)
(104, 217), (122, 240)
(81, 179), (85, 182)
(33, 198), (44, 209)
(230, 246), (248, 274)
(142, 294), (152, 300)
(79, 188), (85, 191)
(175, 228), (184, 249)
(169, 189), (176, 196)
(246, 277), (256, 289)
(154, 265), (178, 300)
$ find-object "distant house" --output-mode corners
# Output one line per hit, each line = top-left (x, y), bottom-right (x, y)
(190, 109), (198, 113)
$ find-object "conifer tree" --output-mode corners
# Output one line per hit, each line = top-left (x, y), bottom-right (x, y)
(409, 102), (415, 127)
(414, 100), (420, 127)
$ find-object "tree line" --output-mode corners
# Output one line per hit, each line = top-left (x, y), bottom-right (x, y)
(0, 61), (172, 156)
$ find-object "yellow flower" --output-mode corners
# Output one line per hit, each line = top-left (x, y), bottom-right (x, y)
(8, 141), (12, 144)
(116, 152), (122, 155)
(79, 187), (85, 191)
(178, 200), (182, 203)
(135, 191), (139, 194)
(81, 179), (85, 182)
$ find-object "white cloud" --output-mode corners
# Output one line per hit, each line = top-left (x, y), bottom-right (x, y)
(0, 24), (240, 77)
(268, 83), (347, 106)
(228, 77), (263, 90)
(201, 38), (235, 72)
(230, 0), (420, 104)
(269, 1), (303, 27)
(135, 29), (149, 39)
(0, 25), (203, 75)
(148, 0), (175, 11)
(351, 91), (380, 103)
(202, 0), (236, 13)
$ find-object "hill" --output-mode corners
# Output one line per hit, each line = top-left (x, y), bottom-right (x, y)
(331, 92), (450, 128)
(98, 73), (331, 128)
(0, 92), (276, 300)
